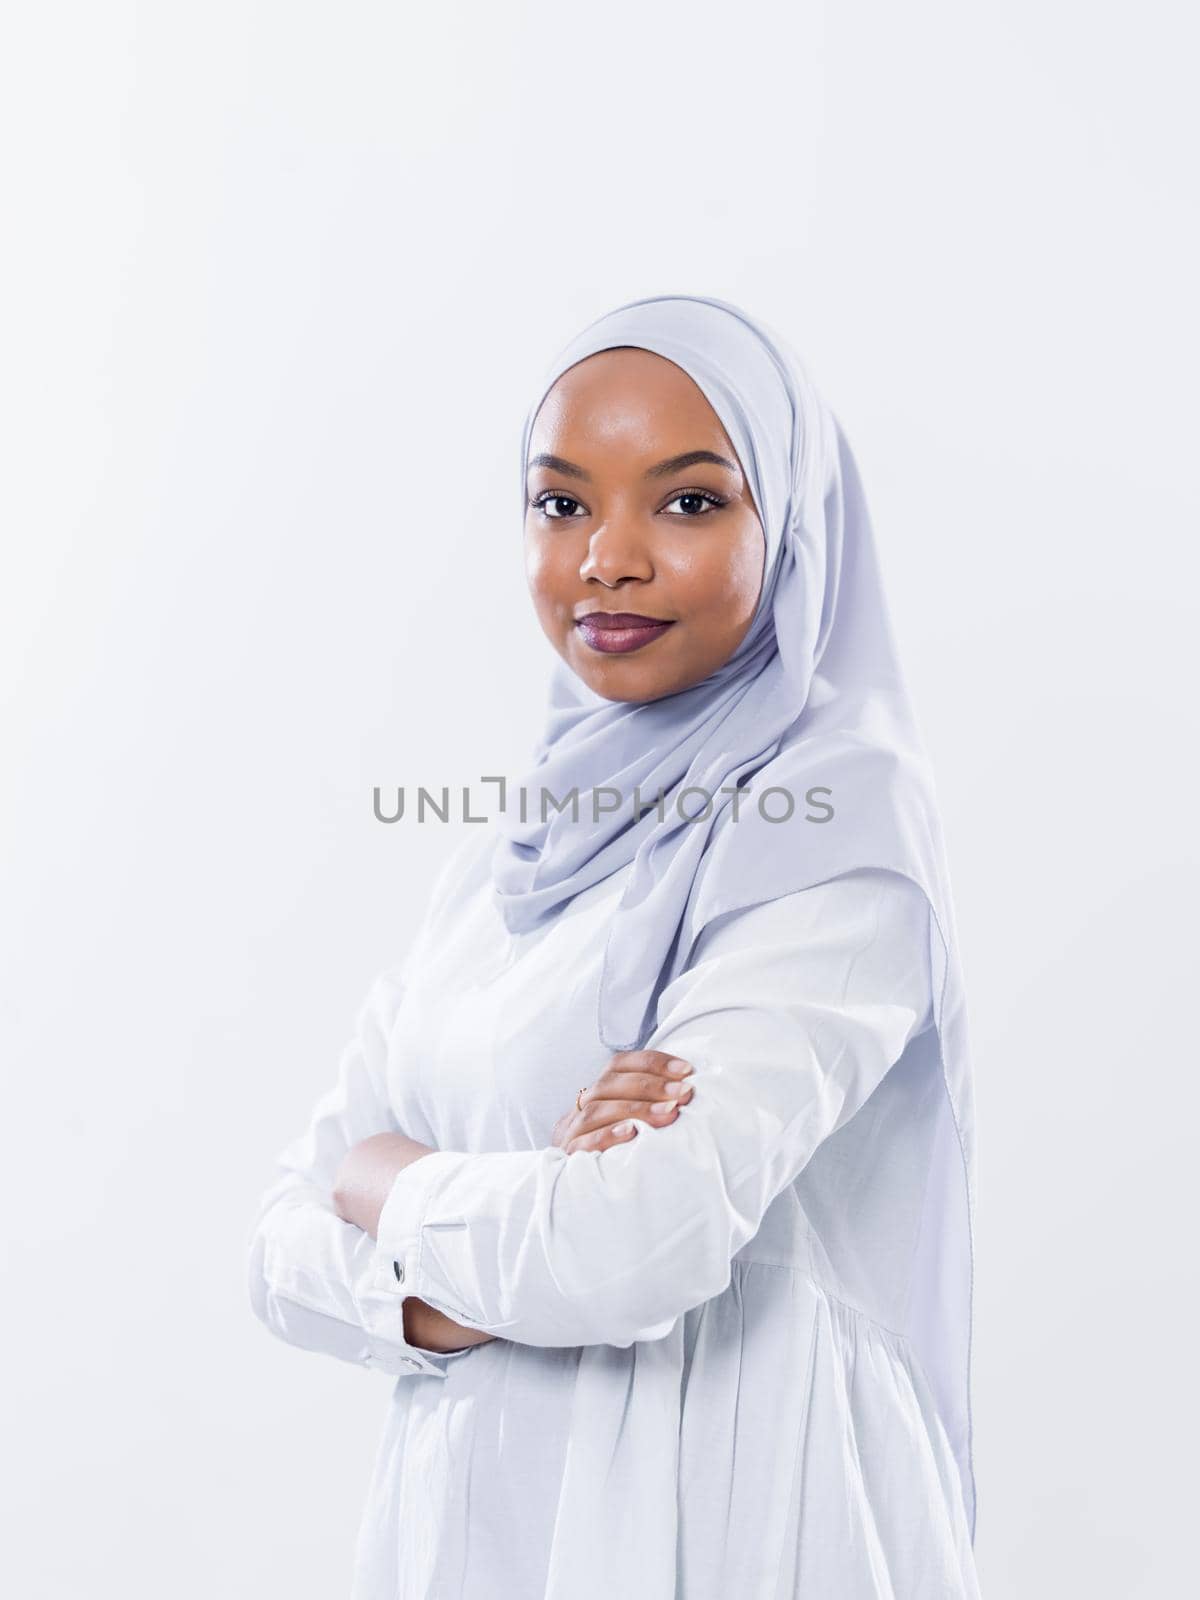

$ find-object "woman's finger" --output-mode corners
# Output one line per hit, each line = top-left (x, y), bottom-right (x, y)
(578, 1070), (695, 1108)
(565, 1121), (641, 1155)
(602, 1049), (692, 1081)
(572, 1088), (693, 1137)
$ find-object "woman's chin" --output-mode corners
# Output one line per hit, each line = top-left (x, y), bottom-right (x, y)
(564, 635), (694, 704)
(567, 656), (670, 704)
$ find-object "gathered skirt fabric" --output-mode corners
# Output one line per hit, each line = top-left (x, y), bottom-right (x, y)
(352, 1262), (978, 1600)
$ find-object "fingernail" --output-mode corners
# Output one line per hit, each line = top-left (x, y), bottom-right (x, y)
(666, 1059), (689, 1076)
(667, 1076), (695, 1096)
(614, 1120), (637, 1135)
(651, 1100), (677, 1113)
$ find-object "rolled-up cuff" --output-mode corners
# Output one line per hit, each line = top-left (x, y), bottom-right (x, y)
(367, 1150), (483, 1368)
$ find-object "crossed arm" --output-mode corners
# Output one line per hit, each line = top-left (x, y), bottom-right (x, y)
(329, 1049), (697, 1353)
(247, 869), (932, 1374)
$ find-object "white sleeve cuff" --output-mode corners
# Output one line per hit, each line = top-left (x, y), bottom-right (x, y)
(366, 1150), (486, 1364)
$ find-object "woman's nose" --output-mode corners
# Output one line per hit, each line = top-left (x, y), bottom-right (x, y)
(579, 520), (655, 586)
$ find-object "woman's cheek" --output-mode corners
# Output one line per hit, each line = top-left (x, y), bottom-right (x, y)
(522, 526), (548, 587)
(524, 537), (559, 609)
(714, 536), (767, 632)
(524, 541), (576, 643)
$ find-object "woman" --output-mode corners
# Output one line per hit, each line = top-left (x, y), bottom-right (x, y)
(247, 293), (982, 1598)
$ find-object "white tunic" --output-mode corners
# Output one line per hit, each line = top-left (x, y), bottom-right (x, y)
(247, 829), (982, 1598)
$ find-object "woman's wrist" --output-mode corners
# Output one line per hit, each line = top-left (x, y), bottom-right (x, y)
(403, 1297), (496, 1353)
(332, 1131), (434, 1238)
(334, 1133), (498, 1351)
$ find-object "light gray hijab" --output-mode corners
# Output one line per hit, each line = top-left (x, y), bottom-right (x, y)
(490, 292), (977, 1535)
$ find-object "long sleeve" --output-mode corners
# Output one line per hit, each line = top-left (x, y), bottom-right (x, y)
(368, 867), (934, 1351)
(245, 966), (476, 1378)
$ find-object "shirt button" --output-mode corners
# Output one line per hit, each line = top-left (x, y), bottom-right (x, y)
(393, 1260), (405, 1283)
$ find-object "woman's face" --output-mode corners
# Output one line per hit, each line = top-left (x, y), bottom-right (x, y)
(524, 347), (765, 704)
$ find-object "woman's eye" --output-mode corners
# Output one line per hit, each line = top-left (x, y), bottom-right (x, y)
(532, 493), (584, 519)
(663, 490), (725, 516)
(531, 489), (725, 519)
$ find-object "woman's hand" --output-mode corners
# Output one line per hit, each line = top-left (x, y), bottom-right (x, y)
(551, 1050), (696, 1155)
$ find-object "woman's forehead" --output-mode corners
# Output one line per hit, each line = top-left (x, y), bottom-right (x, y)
(528, 350), (742, 460)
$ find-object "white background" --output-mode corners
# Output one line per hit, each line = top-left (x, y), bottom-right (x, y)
(3, 3), (1196, 1595)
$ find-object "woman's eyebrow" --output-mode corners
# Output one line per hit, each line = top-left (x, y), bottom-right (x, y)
(526, 449), (740, 483)
(645, 449), (740, 480)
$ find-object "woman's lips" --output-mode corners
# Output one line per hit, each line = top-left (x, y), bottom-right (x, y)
(575, 613), (676, 655)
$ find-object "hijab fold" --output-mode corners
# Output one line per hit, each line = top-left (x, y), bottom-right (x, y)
(488, 294), (978, 1539)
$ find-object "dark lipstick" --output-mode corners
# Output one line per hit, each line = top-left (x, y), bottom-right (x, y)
(575, 611), (676, 655)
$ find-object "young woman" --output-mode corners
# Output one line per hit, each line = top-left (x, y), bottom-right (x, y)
(247, 293), (982, 1598)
